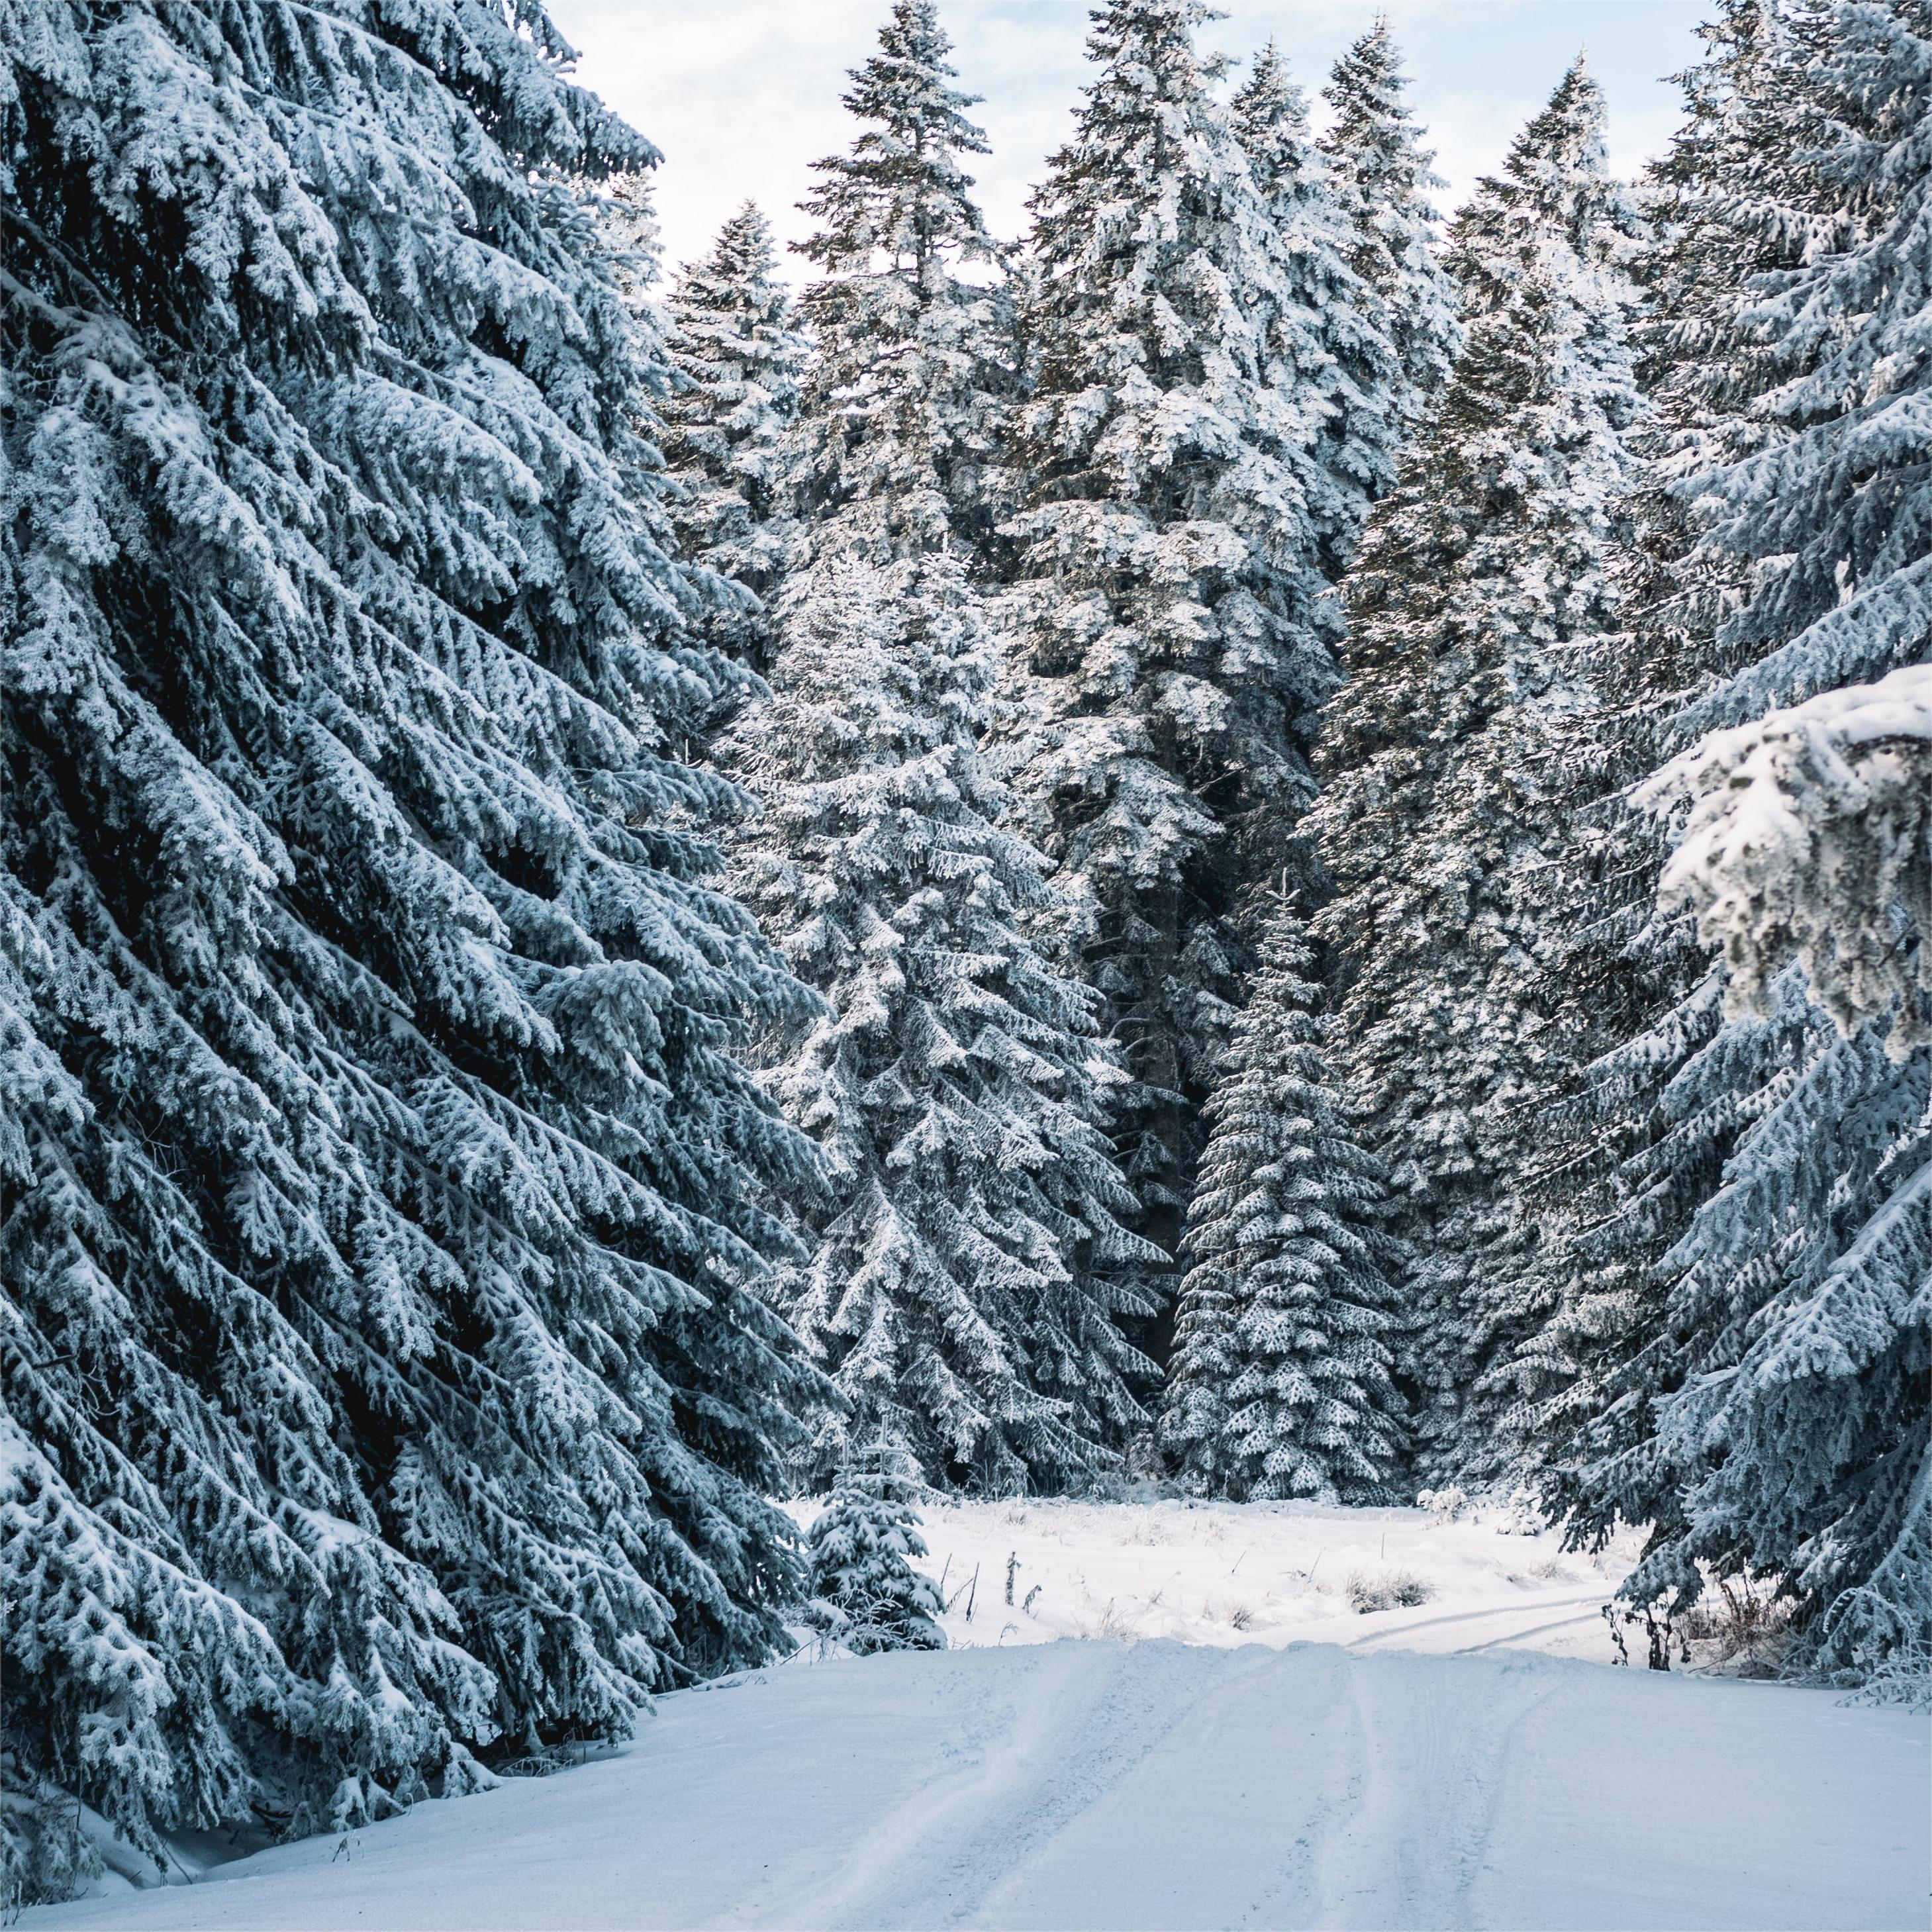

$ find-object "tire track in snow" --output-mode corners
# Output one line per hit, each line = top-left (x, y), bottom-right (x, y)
(1228, 1646), (1375, 1931)
(1456, 1611), (1605, 1655)
(727, 1644), (1098, 1929)
(742, 1643), (1261, 1929)
(890, 1643), (1277, 1929)
(982, 1641), (1373, 1932)
(1299, 1651), (1560, 1931)
(1343, 1589), (1607, 1653)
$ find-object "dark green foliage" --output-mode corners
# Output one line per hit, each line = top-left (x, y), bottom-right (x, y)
(1, 0), (819, 1892)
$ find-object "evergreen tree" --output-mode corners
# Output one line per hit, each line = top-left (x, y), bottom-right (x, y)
(1307, 60), (1646, 1484)
(730, 1), (1155, 1492)
(724, 559), (1159, 1493)
(998, 0), (1357, 1286)
(1162, 908), (1406, 1501)
(1, 0), (817, 1894)
(661, 202), (808, 677)
(1318, 21), (1463, 441)
(785, 0), (1010, 566)
(1232, 41), (1404, 572)
(1551, 0), (1931, 1672)
(806, 1437), (946, 1654)
(1517, 0), (1811, 1499)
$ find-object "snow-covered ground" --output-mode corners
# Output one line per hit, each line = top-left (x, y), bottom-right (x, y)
(28, 1640), (1925, 1931)
(25, 1500), (1929, 1931)
(820, 1492), (1651, 1665)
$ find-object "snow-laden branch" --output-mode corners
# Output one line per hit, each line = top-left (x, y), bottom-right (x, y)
(1639, 664), (1932, 1053)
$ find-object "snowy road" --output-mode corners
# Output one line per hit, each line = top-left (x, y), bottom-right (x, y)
(30, 1641), (1927, 1932)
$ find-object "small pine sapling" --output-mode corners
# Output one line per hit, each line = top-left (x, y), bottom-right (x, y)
(807, 1441), (947, 1655)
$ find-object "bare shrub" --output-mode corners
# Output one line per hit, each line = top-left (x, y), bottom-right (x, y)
(1680, 1574), (1797, 1678)
(1076, 1596), (1130, 1641)
(1346, 1569), (1436, 1614)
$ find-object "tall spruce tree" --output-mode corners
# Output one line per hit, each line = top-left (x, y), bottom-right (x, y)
(1516, 0), (1808, 1490)
(730, 1), (1157, 1492)
(785, 0), (1010, 566)
(1, 0), (819, 1896)
(1308, 59), (1646, 1485)
(725, 559), (1159, 1493)
(1162, 907), (1406, 1502)
(998, 0), (1363, 1291)
(1232, 42), (1404, 573)
(1318, 21), (1462, 442)
(661, 202), (808, 677)
(1548, 0), (1931, 1672)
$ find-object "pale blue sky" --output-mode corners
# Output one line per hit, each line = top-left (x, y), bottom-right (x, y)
(547, 0), (1709, 279)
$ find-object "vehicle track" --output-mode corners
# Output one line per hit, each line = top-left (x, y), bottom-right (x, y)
(1457, 1610), (1606, 1655)
(1343, 1589), (1608, 1653)
(1293, 1652), (1559, 1929)
(746, 1642), (1268, 1929)
(746, 1643), (1578, 1930)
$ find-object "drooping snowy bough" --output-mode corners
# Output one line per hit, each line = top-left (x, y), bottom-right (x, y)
(1643, 664), (1932, 1053)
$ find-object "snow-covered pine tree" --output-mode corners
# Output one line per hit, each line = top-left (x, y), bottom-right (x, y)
(1, 0), (818, 1896)
(1162, 906), (1405, 1502)
(785, 0), (1010, 567)
(1551, 0), (1931, 1673)
(728, 1), (1157, 1493)
(806, 1435), (946, 1653)
(1520, 0), (1813, 1501)
(724, 558), (1159, 1494)
(1231, 42), (1404, 574)
(1318, 20), (1462, 444)
(998, 0), (1357, 1283)
(1307, 58), (1646, 1486)
(661, 202), (808, 676)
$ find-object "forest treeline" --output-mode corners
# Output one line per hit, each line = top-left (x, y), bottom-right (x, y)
(2, 0), (1925, 1900)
